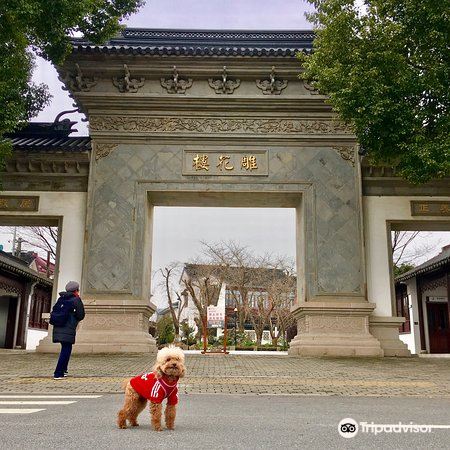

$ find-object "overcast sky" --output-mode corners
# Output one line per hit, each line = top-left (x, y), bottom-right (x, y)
(17, 0), (449, 304)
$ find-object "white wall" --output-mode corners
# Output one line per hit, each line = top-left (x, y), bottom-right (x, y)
(363, 196), (450, 317)
(26, 329), (48, 350)
(0, 191), (87, 350)
(0, 191), (87, 298)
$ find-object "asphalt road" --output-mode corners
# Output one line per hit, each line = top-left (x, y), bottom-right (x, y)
(0, 394), (449, 449)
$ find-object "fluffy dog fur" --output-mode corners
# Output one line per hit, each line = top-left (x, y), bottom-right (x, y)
(117, 346), (185, 431)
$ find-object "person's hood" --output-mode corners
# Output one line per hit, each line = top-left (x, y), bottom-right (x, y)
(58, 291), (76, 299)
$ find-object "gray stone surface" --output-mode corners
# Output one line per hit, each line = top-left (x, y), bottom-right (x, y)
(86, 144), (363, 300)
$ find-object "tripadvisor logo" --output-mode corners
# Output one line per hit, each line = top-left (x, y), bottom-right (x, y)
(338, 418), (359, 438)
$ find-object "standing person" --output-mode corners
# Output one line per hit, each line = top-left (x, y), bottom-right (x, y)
(51, 281), (85, 380)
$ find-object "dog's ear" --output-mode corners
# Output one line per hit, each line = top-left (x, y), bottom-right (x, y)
(178, 364), (186, 379)
(152, 362), (164, 379)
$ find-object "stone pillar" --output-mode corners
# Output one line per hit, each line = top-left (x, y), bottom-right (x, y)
(288, 152), (384, 357)
(369, 316), (411, 357)
(289, 301), (383, 357)
(67, 141), (157, 354)
(72, 302), (156, 353)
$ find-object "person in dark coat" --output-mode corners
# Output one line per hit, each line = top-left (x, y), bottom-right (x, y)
(52, 281), (85, 379)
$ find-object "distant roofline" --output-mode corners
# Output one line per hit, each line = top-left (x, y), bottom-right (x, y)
(70, 27), (314, 57)
(396, 247), (450, 282)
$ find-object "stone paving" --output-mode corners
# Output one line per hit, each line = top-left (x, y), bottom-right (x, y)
(0, 352), (449, 397)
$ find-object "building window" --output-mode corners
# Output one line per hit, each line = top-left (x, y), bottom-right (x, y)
(28, 287), (51, 330)
(396, 284), (411, 333)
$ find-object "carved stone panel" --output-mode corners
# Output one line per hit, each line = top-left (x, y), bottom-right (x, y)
(89, 116), (353, 135)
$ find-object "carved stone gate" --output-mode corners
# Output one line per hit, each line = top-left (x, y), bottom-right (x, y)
(8, 30), (446, 355)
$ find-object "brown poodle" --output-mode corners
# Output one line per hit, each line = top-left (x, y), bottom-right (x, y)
(117, 346), (185, 431)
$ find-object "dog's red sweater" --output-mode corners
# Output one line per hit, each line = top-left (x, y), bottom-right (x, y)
(130, 372), (179, 405)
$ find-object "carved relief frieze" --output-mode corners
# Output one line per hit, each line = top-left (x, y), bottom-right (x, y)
(208, 66), (241, 94)
(59, 63), (97, 92)
(90, 116), (353, 135)
(94, 142), (118, 161)
(310, 316), (367, 334)
(112, 64), (145, 93)
(256, 66), (288, 95)
(160, 66), (193, 94)
(333, 146), (356, 166)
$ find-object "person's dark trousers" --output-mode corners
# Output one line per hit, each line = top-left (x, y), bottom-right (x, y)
(54, 342), (73, 378)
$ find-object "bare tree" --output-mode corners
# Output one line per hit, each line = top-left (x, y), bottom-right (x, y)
(181, 262), (224, 339)
(264, 260), (296, 346)
(391, 231), (438, 266)
(201, 241), (256, 333)
(8, 226), (57, 260)
(159, 264), (186, 342)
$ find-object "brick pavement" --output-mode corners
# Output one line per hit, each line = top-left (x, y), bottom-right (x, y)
(0, 352), (449, 397)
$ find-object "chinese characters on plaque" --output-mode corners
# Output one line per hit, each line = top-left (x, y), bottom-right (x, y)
(0, 196), (39, 212)
(410, 201), (450, 216)
(184, 150), (268, 176)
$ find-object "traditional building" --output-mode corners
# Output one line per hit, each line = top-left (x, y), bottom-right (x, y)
(395, 245), (450, 354)
(0, 251), (53, 349)
(180, 263), (295, 345)
(9, 251), (55, 278)
(1, 29), (449, 355)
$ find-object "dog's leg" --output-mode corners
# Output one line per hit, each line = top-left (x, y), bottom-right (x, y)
(129, 397), (147, 427)
(150, 402), (163, 431)
(117, 382), (142, 429)
(165, 404), (176, 430)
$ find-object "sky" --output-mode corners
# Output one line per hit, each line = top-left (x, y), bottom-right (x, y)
(12, 0), (449, 304)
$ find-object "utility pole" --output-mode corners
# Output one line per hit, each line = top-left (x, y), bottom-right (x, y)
(15, 237), (23, 257)
(12, 227), (17, 255)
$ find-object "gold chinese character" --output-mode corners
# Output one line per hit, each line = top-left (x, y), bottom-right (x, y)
(0, 199), (8, 209)
(192, 154), (209, 171)
(418, 203), (429, 213)
(241, 155), (258, 171)
(19, 199), (33, 209)
(440, 204), (450, 214)
(217, 155), (234, 171)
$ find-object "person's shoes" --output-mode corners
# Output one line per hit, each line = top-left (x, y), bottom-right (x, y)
(53, 376), (65, 380)
(63, 371), (69, 377)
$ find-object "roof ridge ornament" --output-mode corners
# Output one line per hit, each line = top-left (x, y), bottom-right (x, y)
(256, 66), (288, 95)
(160, 66), (193, 94)
(59, 63), (98, 92)
(112, 64), (145, 93)
(208, 66), (241, 94)
(303, 80), (320, 95)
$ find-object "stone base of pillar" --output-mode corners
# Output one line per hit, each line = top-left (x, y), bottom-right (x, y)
(369, 316), (411, 357)
(288, 301), (384, 357)
(36, 302), (157, 354)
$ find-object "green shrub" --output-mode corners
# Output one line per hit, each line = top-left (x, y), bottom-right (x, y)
(157, 315), (174, 345)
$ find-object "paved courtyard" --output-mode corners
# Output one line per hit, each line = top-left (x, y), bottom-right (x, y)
(1, 352), (450, 397)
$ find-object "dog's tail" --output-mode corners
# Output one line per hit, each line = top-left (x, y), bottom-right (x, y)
(121, 379), (130, 391)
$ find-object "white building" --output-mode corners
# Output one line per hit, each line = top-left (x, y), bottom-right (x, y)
(395, 245), (450, 354)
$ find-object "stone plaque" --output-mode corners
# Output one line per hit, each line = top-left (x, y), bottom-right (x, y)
(410, 201), (450, 216)
(0, 196), (39, 212)
(182, 150), (268, 176)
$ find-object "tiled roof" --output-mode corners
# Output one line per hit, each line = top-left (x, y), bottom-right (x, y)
(71, 28), (314, 57)
(396, 245), (450, 282)
(10, 135), (91, 152)
(7, 121), (91, 153)
(0, 251), (53, 286)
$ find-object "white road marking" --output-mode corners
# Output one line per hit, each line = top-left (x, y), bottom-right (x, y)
(0, 401), (76, 405)
(0, 409), (45, 414)
(0, 395), (102, 399)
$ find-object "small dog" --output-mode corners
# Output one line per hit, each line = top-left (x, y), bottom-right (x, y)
(117, 346), (185, 431)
